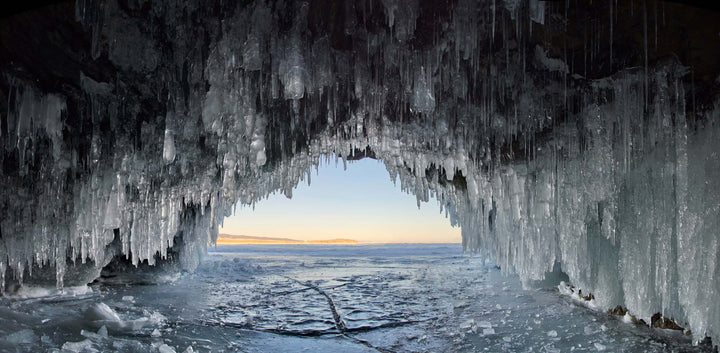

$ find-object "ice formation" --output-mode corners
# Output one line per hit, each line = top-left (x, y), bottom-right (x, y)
(1, 0), (719, 344)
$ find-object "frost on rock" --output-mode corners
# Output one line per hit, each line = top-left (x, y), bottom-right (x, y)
(1, 0), (720, 345)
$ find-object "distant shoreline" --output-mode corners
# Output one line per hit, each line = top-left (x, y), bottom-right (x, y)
(217, 233), (358, 244)
(216, 238), (360, 244)
(215, 240), (461, 245)
(216, 233), (461, 245)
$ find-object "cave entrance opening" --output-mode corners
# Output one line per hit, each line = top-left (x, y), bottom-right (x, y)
(218, 156), (461, 245)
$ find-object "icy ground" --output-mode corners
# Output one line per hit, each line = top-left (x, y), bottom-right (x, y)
(0, 244), (712, 352)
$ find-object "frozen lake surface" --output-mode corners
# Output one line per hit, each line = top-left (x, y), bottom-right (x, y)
(0, 244), (713, 352)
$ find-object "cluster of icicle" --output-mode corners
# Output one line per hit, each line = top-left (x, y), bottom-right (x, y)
(1, 0), (718, 344)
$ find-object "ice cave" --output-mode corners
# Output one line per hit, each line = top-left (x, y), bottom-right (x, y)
(1, 0), (720, 350)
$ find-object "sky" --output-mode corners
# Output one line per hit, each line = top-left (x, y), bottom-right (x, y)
(219, 158), (461, 243)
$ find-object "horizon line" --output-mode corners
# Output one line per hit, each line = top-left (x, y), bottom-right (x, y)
(214, 240), (463, 245)
(216, 233), (461, 244)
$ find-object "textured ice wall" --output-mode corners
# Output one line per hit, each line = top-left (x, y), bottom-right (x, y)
(1, 0), (719, 343)
(453, 67), (720, 341)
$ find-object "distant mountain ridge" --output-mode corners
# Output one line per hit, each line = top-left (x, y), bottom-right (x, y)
(217, 233), (358, 244)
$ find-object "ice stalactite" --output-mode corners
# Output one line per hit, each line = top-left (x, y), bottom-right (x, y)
(1, 0), (719, 344)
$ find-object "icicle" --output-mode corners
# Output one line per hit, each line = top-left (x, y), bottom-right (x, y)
(0, 261), (4, 296)
(609, 0), (613, 69)
(163, 128), (176, 163)
(654, 0), (658, 50)
(491, 0), (496, 42)
(643, 0), (648, 112)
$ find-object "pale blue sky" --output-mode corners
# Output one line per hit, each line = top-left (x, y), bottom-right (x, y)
(220, 158), (461, 243)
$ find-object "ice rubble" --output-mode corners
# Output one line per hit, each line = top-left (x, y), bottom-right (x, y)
(1, 0), (720, 345)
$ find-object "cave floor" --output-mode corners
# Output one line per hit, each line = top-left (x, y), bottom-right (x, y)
(0, 244), (710, 352)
